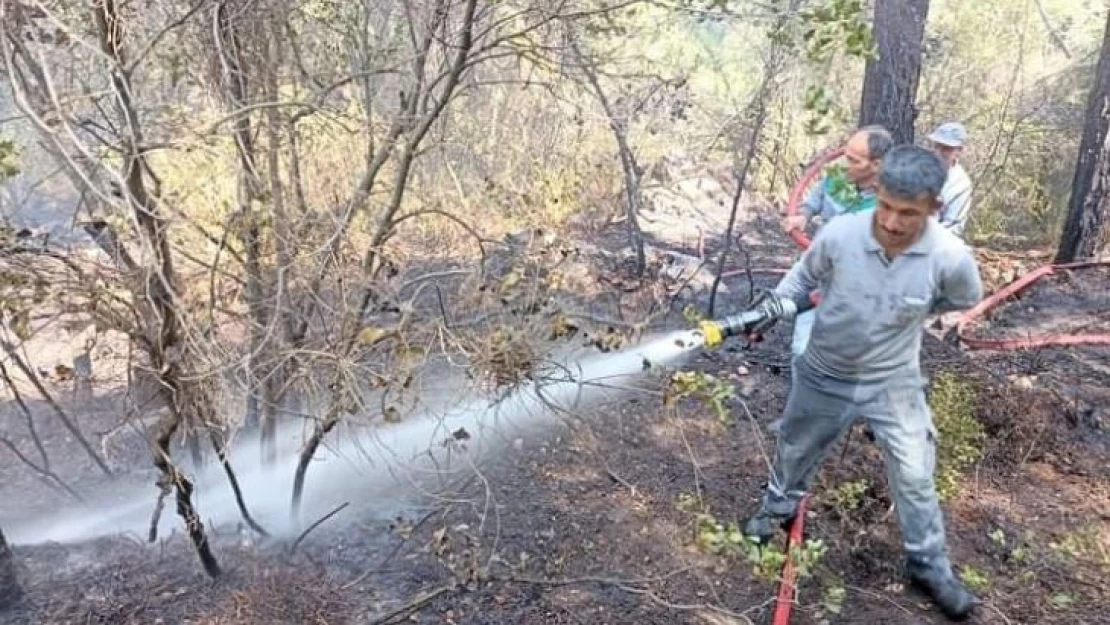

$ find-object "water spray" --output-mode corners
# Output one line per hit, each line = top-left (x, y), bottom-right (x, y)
(4, 287), (807, 548)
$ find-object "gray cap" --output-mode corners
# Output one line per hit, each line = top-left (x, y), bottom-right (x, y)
(928, 122), (967, 147)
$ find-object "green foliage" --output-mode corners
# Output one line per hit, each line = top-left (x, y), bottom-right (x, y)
(1051, 592), (1078, 610)
(675, 491), (707, 514)
(802, 85), (837, 134)
(664, 370), (736, 424)
(822, 162), (876, 211)
(690, 510), (827, 582)
(694, 513), (749, 556)
(0, 139), (19, 181)
(798, 0), (877, 63)
(928, 372), (986, 501)
(681, 303), (707, 326)
(828, 478), (870, 513)
(1050, 525), (1110, 567)
(822, 581), (847, 615)
(747, 535), (827, 582)
(777, 0), (876, 135)
(958, 564), (990, 593)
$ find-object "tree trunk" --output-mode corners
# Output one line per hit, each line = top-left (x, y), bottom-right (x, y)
(572, 41), (646, 275)
(0, 526), (20, 610)
(858, 0), (930, 144)
(1055, 11), (1110, 263)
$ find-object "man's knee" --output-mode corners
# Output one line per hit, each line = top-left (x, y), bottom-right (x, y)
(890, 454), (940, 506)
(895, 469), (937, 498)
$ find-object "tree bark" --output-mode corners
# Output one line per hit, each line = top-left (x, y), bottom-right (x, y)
(0, 526), (20, 611)
(213, 0), (277, 465)
(858, 0), (930, 144)
(1055, 11), (1110, 263)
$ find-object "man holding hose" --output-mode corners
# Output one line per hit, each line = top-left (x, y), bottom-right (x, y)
(742, 144), (984, 621)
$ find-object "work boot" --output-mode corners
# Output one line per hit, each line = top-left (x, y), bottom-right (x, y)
(743, 510), (796, 545)
(906, 558), (978, 621)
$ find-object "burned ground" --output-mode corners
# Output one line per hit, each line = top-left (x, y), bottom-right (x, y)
(1, 172), (1108, 625)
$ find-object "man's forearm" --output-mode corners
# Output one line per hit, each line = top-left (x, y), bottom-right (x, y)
(774, 263), (818, 313)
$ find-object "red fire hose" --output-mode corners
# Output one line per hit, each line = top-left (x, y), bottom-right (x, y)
(784, 147), (845, 251)
(784, 148), (844, 308)
(955, 260), (1110, 350)
(770, 495), (810, 625)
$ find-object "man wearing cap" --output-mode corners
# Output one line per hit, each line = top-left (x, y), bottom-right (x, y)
(927, 122), (974, 238)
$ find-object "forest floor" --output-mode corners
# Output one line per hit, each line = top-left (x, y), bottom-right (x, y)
(1, 160), (1108, 625)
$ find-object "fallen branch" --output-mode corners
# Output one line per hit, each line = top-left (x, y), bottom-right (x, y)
(367, 584), (459, 625)
(494, 568), (759, 623)
(0, 436), (85, 503)
(614, 583), (761, 623)
(494, 566), (693, 588)
(209, 430), (269, 538)
(0, 339), (112, 475)
(341, 506), (442, 590)
(290, 501), (349, 554)
(845, 584), (915, 615)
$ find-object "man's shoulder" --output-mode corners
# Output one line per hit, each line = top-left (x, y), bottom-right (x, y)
(929, 222), (977, 266)
(830, 209), (873, 231)
(815, 209), (869, 243)
(947, 163), (973, 188)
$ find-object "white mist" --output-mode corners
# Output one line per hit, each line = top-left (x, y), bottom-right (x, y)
(5, 329), (707, 546)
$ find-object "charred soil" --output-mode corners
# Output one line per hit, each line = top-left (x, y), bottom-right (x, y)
(2, 182), (1108, 624)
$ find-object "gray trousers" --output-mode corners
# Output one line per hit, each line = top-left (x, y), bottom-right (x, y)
(759, 356), (951, 569)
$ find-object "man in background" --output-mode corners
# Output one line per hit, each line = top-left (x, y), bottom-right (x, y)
(927, 122), (974, 238)
(781, 125), (894, 360)
(925, 122), (976, 336)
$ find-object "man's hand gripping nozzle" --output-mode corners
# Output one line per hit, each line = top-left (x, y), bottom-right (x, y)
(698, 289), (800, 348)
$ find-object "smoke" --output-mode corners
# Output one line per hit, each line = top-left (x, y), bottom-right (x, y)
(6, 329), (707, 547)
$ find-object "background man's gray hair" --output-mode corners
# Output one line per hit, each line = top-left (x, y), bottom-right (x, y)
(878, 144), (949, 200)
(859, 125), (894, 160)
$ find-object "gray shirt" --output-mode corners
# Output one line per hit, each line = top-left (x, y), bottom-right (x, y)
(937, 163), (973, 238)
(774, 211), (983, 383)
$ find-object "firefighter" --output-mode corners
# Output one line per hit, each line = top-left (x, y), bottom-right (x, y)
(744, 144), (983, 621)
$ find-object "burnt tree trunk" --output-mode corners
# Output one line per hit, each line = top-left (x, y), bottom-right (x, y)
(0, 527), (20, 610)
(858, 0), (930, 144)
(1056, 12), (1110, 263)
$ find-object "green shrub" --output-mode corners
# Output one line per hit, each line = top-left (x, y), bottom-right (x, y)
(929, 372), (986, 500)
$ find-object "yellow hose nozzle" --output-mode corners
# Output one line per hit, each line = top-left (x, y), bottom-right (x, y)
(699, 319), (724, 348)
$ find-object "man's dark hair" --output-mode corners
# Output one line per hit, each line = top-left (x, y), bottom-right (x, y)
(878, 144), (949, 201)
(859, 125), (894, 160)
